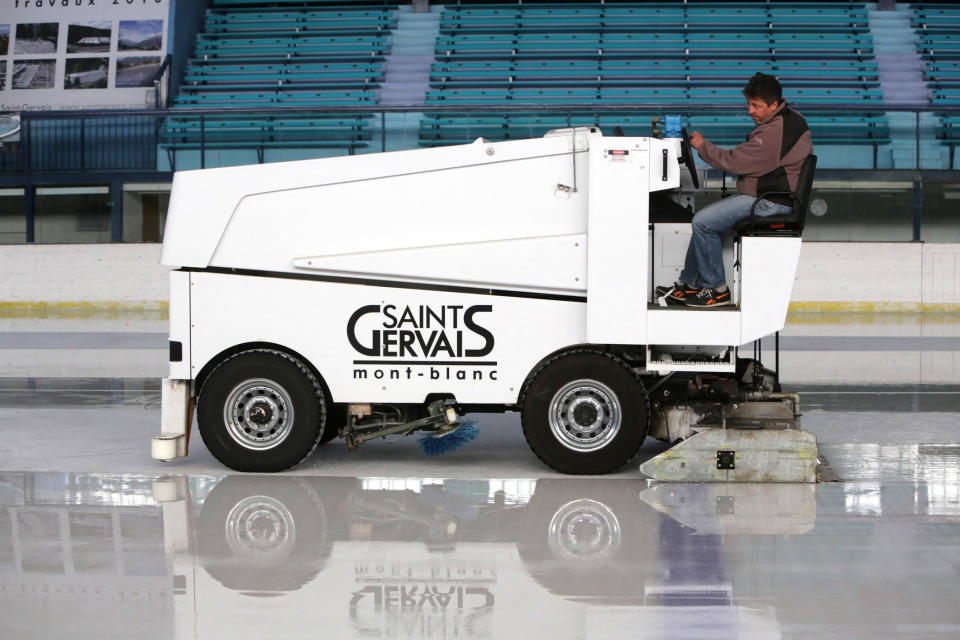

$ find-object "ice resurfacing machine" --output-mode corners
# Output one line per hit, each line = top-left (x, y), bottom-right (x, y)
(152, 120), (817, 482)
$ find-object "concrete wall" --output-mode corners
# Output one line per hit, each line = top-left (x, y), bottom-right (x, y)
(0, 244), (166, 311)
(793, 243), (959, 310)
(0, 242), (957, 312)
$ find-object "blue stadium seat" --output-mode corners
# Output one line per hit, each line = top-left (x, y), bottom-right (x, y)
(421, 1), (888, 168)
(912, 4), (960, 165)
(165, 3), (394, 162)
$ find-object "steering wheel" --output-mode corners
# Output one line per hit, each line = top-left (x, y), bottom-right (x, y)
(680, 127), (700, 189)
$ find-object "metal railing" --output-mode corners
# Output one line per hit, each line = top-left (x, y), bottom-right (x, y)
(151, 54), (174, 110)
(0, 103), (958, 243)
(0, 102), (954, 175)
(0, 113), (161, 174)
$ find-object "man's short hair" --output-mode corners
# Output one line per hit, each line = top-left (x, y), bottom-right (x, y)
(742, 72), (783, 105)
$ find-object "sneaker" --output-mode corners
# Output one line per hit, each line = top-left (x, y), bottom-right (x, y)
(656, 281), (699, 302)
(685, 287), (732, 308)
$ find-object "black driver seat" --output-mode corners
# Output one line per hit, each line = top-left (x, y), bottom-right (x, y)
(733, 154), (817, 237)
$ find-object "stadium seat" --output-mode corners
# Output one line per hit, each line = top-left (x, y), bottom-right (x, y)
(422, 1), (887, 160)
(164, 3), (394, 163)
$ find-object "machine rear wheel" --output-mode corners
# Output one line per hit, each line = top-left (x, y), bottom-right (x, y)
(318, 402), (344, 444)
(521, 351), (649, 474)
(197, 350), (327, 472)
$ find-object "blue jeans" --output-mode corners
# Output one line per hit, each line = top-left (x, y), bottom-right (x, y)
(679, 194), (793, 289)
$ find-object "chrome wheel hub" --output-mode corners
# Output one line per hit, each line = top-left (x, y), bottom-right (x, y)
(548, 379), (622, 452)
(224, 378), (294, 450)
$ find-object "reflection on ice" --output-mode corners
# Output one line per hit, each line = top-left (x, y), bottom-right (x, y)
(844, 482), (883, 517)
(639, 484), (816, 535)
(585, 605), (780, 640)
(155, 476), (803, 639)
(823, 443), (960, 519)
(2, 471), (960, 639)
(822, 444), (960, 498)
(1, 472), (162, 508)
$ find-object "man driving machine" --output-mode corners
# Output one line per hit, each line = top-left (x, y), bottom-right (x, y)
(659, 72), (814, 308)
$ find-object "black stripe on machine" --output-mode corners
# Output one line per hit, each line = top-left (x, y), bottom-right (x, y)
(181, 267), (588, 303)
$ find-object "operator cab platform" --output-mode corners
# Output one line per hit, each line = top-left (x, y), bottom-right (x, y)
(642, 114), (815, 309)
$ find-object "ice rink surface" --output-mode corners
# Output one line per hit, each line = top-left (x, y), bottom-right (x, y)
(0, 311), (958, 639)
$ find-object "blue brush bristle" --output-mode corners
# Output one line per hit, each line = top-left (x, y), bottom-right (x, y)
(418, 421), (478, 456)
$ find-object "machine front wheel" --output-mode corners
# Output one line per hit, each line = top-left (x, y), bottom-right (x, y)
(197, 349), (327, 472)
(521, 351), (648, 474)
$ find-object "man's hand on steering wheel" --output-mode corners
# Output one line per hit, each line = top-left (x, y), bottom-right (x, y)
(688, 130), (705, 150)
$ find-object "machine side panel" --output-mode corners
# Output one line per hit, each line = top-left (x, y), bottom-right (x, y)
(292, 235), (587, 294)
(160, 171), (234, 268)
(649, 137), (683, 192)
(586, 140), (652, 344)
(208, 146), (589, 287)
(162, 139), (579, 269)
(168, 270), (191, 380)
(646, 308), (741, 346)
(739, 237), (802, 344)
(188, 272), (587, 405)
(161, 138), (573, 268)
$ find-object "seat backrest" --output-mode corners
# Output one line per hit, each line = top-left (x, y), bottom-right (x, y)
(794, 154), (817, 231)
(732, 153), (817, 237)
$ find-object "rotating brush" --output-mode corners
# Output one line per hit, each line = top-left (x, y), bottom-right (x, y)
(417, 421), (478, 456)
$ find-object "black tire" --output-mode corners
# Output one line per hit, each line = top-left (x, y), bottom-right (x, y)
(318, 402), (345, 444)
(318, 428), (339, 445)
(197, 349), (326, 472)
(521, 351), (649, 474)
(198, 476), (330, 593)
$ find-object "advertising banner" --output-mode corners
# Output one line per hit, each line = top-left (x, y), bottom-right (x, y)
(0, 0), (169, 111)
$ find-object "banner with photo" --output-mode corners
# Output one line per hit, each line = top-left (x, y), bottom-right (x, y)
(0, 0), (169, 111)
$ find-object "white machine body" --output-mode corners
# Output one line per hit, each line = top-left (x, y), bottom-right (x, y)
(154, 129), (802, 467)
